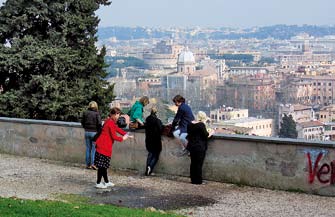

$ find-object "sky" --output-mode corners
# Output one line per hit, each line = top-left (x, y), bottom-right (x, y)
(97, 0), (335, 28)
(0, 0), (334, 28)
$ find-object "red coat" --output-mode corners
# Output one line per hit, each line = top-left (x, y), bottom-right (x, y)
(95, 118), (126, 157)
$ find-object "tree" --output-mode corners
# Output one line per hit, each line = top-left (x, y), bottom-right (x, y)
(279, 114), (298, 138)
(0, 0), (113, 121)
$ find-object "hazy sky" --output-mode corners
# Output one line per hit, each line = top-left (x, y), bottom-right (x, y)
(0, 0), (334, 28)
(97, 0), (335, 28)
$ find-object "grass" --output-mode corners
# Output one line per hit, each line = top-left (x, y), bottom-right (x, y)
(0, 196), (183, 217)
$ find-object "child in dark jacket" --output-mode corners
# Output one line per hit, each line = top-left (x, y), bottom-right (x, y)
(144, 107), (163, 176)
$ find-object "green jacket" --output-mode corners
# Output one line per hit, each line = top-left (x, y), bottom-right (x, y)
(129, 101), (144, 122)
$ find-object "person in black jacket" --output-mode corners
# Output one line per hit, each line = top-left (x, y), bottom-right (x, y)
(186, 111), (214, 184)
(81, 101), (102, 170)
(145, 107), (163, 176)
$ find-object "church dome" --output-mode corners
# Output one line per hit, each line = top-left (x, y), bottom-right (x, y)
(178, 50), (195, 64)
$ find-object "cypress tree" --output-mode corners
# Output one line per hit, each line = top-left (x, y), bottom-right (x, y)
(279, 114), (298, 138)
(0, 0), (113, 121)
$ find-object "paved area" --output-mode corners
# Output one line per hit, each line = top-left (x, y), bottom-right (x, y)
(1, 153), (335, 217)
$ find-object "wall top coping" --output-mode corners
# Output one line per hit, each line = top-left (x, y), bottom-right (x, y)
(0, 117), (82, 128)
(1, 117), (335, 149)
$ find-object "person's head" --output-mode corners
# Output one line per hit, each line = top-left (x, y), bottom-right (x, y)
(109, 107), (122, 121)
(151, 106), (158, 115)
(88, 101), (98, 111)
(139, 96), (150, 106)
(197, 111), (209, 123)
(172, 95), (185, 107)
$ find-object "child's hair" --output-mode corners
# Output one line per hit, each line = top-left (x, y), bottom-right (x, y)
(139, 96), (150, 106)
(110, 107), (121, 115)
(172, 95), (185, 103)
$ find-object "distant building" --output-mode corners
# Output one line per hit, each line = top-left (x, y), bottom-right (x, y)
(278, 104), (314, 129)
(210, 106), (248, 122)
(280, 75), (335, 106)
(216, 74), (276, 118)
(296, 120), (325, 141)
(162, 49), (217, 112)
(278, 40), (332, 71)
(317, 104), (335, 123)
(213, 117), (274, 137)
(143, 40), (184, 69)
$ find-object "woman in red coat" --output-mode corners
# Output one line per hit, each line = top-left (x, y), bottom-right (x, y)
(94, 107), (132, 189)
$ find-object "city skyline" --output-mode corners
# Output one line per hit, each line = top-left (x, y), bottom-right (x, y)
(0, 0), (334, 28)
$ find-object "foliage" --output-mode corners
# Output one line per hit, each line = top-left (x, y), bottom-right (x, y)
(209, 54), (254, 64)
(0, 0), (114, 121)
(105, 56), (148, 68)
(279, 114), (298, 139)
(0, 197), (181, 217)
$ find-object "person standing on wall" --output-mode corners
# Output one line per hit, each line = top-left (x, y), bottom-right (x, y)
(186, 111), (214, 185)
(169, 95), (195, 155)
(94, 107), (132, 189)
(144, 107), (163, 176)
(128, 96), (150, 129)
(81, 101), (101, 170)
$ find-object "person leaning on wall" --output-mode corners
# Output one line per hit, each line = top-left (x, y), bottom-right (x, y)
(128, 96), (150, 129)
(144, 107), (163, 176)
(186, 111), (215, 185)
(81, 101), (102, 170)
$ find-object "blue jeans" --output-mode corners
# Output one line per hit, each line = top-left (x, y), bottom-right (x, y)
(85, 131), (96, 166)
(146, 151), (160, 172)
(173, 129), (188, 148)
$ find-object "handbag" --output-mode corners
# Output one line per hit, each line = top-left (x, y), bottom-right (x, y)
(129, 121), (139, 129)
(92, 123), (104, 142)
(162, 124), (172, 136)
(92, 129), (101, 142)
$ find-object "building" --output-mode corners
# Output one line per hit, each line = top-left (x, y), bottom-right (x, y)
(296, 120), (325, 141)
(143, 40), (184, 69)
(317, 104), (335, 123)
(213, 117), (274, 137)
(210, 106), (249, 122)
(278, 104), (314, 129)
(162, 49), (217, 112)
(216, 74), (276, 118)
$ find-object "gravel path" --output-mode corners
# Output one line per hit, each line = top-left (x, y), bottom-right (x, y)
(1, 153), (335, 217)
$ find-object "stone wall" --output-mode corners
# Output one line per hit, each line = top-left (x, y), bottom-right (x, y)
(1, 117), (335, 196)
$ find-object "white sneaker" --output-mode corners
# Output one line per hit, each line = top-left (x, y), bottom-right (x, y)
(147, 166), (151, 175)
(105, 182), (115, 187)
(95, 183), (107, 189)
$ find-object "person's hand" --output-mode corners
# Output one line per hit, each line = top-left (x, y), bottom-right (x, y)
(127, 133), (134, 139)
(123, 133), (133, 140)
(208, 129), (215, 138)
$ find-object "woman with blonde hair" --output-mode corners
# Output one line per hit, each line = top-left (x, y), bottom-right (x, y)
(186, 111), (214, 184)
(81, 101), (102, 170)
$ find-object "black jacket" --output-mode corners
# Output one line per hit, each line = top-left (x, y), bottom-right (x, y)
(81, 109), (102, 132)
(145, 114), (163, 153)
(186, 122), (209, 153)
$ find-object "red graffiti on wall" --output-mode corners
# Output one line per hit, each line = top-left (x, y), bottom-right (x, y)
(306, 152), (335, 184)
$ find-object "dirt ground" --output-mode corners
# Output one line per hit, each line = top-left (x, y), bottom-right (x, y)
(2, 153), (335, 217)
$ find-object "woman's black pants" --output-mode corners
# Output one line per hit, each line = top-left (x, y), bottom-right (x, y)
(190, 150), (206, 184)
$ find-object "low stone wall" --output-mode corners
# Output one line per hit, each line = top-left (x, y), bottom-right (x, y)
(1, 117), (335, 196)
